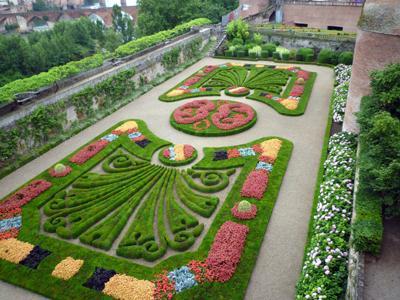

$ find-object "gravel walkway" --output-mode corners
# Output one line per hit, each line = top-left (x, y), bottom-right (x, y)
(0, 58), (333, 300)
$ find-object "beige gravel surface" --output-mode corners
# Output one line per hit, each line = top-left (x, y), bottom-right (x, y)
(0, 57), (333, 300)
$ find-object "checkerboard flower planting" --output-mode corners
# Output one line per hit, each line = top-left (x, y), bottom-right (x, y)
(163, 144), (196, 161)
(205, 221), (249, 282)
(0, 180), (52, 214)
(296, 132), (357, 300)
(168, 266), (198, 293)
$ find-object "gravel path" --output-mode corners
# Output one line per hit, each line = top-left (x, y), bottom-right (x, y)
(0, 58), (333, 300)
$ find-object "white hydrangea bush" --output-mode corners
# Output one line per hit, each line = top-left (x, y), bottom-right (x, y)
(296, 132), (357, 300)
(332, 64), (352, 123)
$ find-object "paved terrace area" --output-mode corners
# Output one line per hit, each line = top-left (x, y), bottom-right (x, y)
(0, 57), (333, 300)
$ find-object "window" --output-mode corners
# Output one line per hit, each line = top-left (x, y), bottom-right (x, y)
(327, 26), (343, 31)
(295, 23), (308, 28)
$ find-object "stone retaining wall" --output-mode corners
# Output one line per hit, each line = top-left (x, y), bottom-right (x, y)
(0, 28), (212, 129)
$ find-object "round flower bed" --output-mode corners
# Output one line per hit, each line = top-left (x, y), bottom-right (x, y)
(49, 163), (72, 178)
(231, 201), (257, 220)
(171, 99), (257, 137)
(158, 144), (198, 166)
(225, 86), (250, 97)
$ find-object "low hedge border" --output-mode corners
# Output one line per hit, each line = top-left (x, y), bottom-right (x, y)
(0, 120), (293, 300)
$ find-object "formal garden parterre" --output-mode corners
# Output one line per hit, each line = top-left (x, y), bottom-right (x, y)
(160, 62), (317, 116)
(0, 118), (293, 299)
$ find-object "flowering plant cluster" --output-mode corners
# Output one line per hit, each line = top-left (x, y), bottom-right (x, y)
(260, 68), (310, 111)
(166, 65), (219, 97)
(241, 169), (269, 200)
(163, 144), (195, 161)
(211, 102), (255, 130)
(173, 100), (256, 133)
(225, 86), (250, 96)
(0, 208), (21, 240)
(0, 180), (51, 214)
(206, 221), (249, 282)
(153, 271), (176, 300)
(231, 201), (257, 220)
(49, 164), (72, 178)
(167, 266), (197, 293)
(70, 140), (109, 165)
(296, 132), (357, 300)
(332, 64), (352, 123)
(111, 121), (151, 148)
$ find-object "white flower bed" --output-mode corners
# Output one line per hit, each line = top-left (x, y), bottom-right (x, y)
(296, 132), (357, 300)
(332, 64), (352, 123)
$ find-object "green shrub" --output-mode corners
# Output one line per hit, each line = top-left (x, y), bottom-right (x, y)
(238, 200), (251, 212)
(261, 43), (276, 57)
(249, 45), (261, 58)
(338, 51), (353, 65)
(261, 50), (269, 58)
(54, 163), (66, 173)
(296, 47), (314, 62)
(232, 37), (244, 46)
(282, 52), (289, 60)
(289, 49), (297, 60)
(272, 51), (281, 60)
(225, 49), (234, 57)
(236, 49), (247, 57)
(253, 32), (263, 45)
(317, 48), (335, 64)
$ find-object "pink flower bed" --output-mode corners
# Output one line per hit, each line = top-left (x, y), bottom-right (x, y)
(240, 169), (269, 200)
(49, 165), (72, 178)
(205, 221), (249, 282)
(188, 260), (212, 284)
(173, 100), (215, 124)
(153, 271), (175, 300)
(211, 103), (255, 130)
(183, 145), (195, 158)
(258, 155), (276, 164)
(297, 70), (310, 80)
(231, 203), (257, 220)
(203, 65), (218, 73)
(0, 180), (52, 213)
(69, 140), (109, 165)
(290, 85), (304, 97)
(227, 148), (240, 159)
(183, 76), (202, 86)
(252, 144), (263, 154)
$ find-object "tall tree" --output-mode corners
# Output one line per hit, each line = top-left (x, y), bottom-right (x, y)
(112, 5), (134, 43)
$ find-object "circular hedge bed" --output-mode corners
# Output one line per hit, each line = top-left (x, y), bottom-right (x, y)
(159, 144), (198, 166)
(170, 99), (257, 137)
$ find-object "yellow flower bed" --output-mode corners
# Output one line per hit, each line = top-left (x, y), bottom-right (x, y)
(52, 257), (84, 280)
(260, 139), (283, 159)
(114, 121), (139, 133)
(103, 274), (155, 300)
(0, 238), (34, 264)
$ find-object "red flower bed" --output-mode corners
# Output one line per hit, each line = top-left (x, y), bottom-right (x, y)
(183, 76), (202, 86)
(0, 207), (21, 220)
(252, 144), (263, 153)
(188, 260), (212, 284)
(205, 221), (249, 282)
(183, 145), (195, 158)
(0, 180), (52, 213)
(240, 169), (269, 200)
(290, 85), (304, 97)
(163, 148), (170, 158)
(49, 165), (72, 178)
(173, 100), (215, 124)
(203, 65), (218, 73)
(227, 148), (240, 159)
(258, 155), (276, 164)
(231, 203), (257, 220)
(0, 228), (19, 240)
(297, 70), (310, 80)
(211, 103), (255, 130)
(153, 271), (175, 300)
(69, 140), (109, 165)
